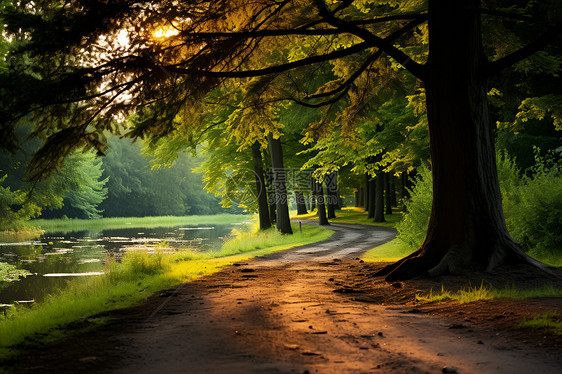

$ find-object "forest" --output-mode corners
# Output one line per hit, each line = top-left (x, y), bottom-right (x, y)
(0, 0), (561, 372)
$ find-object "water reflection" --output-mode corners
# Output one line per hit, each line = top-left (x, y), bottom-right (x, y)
(0, 224), (234, 303)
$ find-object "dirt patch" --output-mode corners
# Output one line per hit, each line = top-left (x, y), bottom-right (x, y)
(2, 224), (562, 373)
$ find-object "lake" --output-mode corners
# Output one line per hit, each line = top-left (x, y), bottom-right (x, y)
(0, 223), (239, 304)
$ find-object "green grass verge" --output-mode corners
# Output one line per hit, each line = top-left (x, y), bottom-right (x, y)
(293, 207), (403, 228)
(0, 222), (332, 359)
(518, 312), (562, 335)
(416, 283), (562, 304)
(361, 238), (416, 262)
(28, 214), (250, 233)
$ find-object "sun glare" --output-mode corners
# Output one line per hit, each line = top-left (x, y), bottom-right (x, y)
(153, 26), (180, 39)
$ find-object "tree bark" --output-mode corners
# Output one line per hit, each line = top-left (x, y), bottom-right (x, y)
(265, 168), (277, 224)
(378, 0), (544, 280)
(367, 177), (376, 219)
(364, 173), (370, 211)
(384, 172), (393, 215)
(314, 179), (329, 225)
(251, 142), (272, 230)
(295, 191), (308, 215)
(374, 174), (386, 223)
(390, 176), (397, 207)
(326, 172), (337, 219)
(267, 134), (293, 234)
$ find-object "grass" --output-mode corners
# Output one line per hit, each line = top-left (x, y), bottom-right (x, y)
(416, 283), (562, 304)
(28, 214), (250, 233)
(0, 222), (332, 359)
(518, 312), (562, 335)
(361, 238), (416, 262)
(0, 228), (44, 243)
(293, 206), (403, 228)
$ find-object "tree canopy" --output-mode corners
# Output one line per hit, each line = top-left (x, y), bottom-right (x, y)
(1, 0), (561, 279)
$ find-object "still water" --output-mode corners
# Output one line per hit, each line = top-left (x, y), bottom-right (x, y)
(0, 224), (237, 304)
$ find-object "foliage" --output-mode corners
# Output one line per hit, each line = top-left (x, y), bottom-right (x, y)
(0, 262), (31, 290)
(0, 150), (107, 228)
(502, 150), (562, 264)
(397, 152), (562, 262)
(395, 165), (432, 248)
(100, 137), (234, 217)
(41, 151), (108, 219)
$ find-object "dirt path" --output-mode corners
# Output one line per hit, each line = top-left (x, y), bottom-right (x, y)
(6, 223), (562, 373)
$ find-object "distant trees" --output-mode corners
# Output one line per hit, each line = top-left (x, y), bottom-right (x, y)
(100, 137), (233, 217)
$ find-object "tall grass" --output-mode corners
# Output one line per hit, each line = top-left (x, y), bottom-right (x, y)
(29, 214), (250, 233)
(0, 222), (332, 359)
(416, 283), (562, 304)
(0, 228), (44, 243)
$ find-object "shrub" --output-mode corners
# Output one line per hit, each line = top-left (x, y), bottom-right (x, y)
(397, 150), (562, 264)
(396, 166), (432, 248)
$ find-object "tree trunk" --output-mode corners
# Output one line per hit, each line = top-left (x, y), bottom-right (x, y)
(265, 168), (277, 224)
(326, 172), (337, 219)
(310, 176), (316, 211)
(390, 176), (397, 207)
(374, 174), (385, 223)
(267, 134), (292, 234)
(354, 190), (360, 207)
(378, 0), (544, 280)
(314, 179), (329, 225)
(295, 191), (308, 215)
(364, 173), (370, 211)
(367, 177), (375, 219)
(251, 142), (271, 230)
(384, 172), (393, 215)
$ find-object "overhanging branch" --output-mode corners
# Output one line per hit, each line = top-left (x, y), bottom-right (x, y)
(312, 0), (426, 80)
(167, 42), (372, 78)
(486, 19), (562, 76)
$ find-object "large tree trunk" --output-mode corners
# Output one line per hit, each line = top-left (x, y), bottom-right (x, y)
(267, 134), (293, 234)
(251, 142), (272, 230)
(379, 0), (544, 280)
(314, 178), (329, 226)
(374, 174), (385, 223)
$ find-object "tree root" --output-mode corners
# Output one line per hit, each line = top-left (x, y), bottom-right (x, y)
(376, 239), (554, 282)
